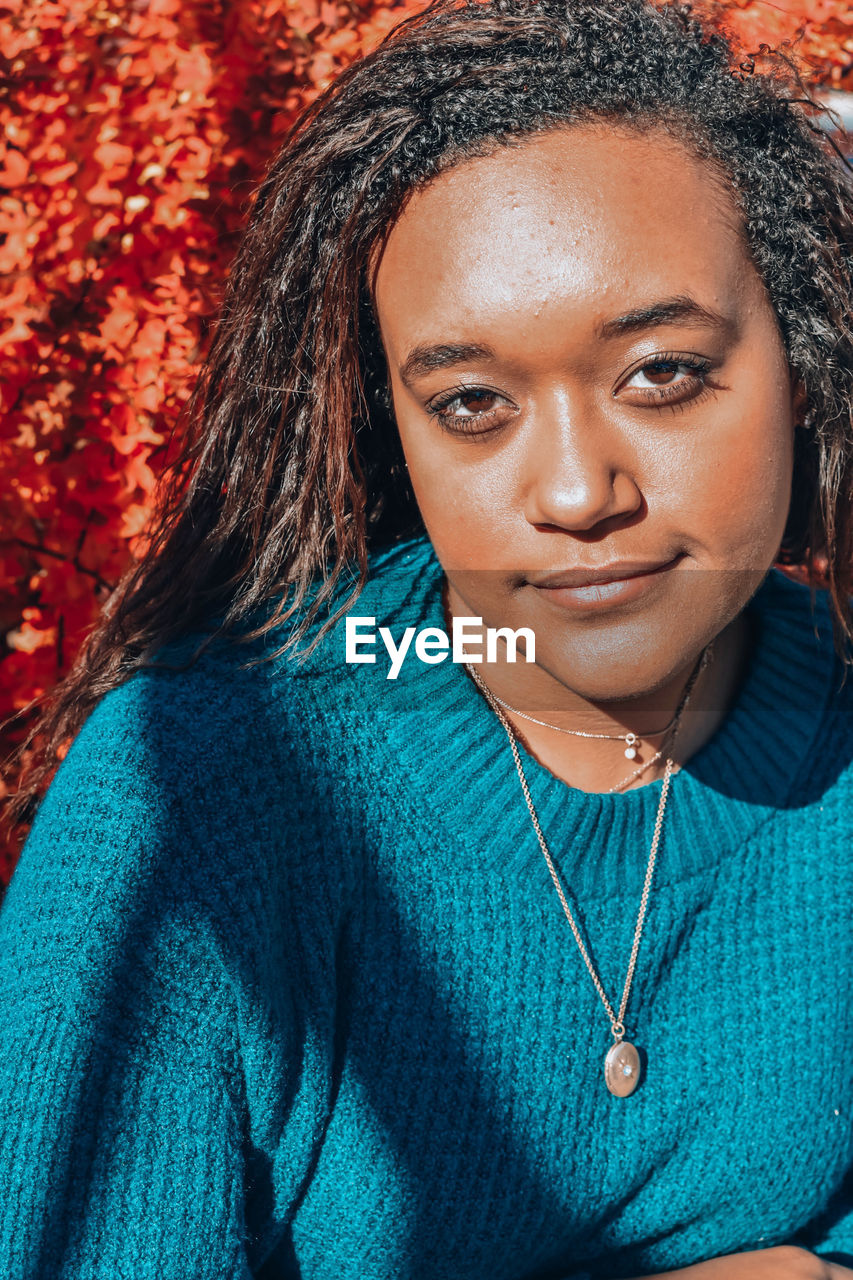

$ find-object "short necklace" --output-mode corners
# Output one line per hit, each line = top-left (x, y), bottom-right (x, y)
(465, 649), (709, 1096)
(481, 691), (680, 762)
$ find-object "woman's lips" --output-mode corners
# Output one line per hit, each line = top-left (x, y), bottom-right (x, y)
(528, 556), (682, 611)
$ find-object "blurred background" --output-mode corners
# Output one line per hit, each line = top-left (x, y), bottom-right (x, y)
(1, 0), (851, 884)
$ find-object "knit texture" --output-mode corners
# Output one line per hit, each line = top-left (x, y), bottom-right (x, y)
(1, 535), (852, 1280)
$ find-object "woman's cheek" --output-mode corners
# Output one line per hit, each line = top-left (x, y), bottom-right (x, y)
(406, 450), (515, 568)
(423, 496), (512, 570)
(654, 396), (794, 569)
(711, 434), (793, 568)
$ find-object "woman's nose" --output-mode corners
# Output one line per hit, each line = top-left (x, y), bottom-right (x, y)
(521, 398), (643, 533)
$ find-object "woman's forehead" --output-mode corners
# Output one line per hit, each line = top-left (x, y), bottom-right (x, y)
(374, 124), (758, 351)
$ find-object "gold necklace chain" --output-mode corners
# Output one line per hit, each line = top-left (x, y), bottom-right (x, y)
(482, 688), (680, 747)
(468, 663), (669, 793)
(464, 648), (710, 1096)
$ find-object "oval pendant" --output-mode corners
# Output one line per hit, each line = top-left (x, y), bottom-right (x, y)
(604, 1039), (641, 1097)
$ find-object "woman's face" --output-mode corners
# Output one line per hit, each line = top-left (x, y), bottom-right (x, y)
(373, 125), (798, 703)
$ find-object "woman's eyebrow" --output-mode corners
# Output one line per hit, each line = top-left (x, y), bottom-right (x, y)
(399, 342), (494, 386)
(596, 295), (733, 339)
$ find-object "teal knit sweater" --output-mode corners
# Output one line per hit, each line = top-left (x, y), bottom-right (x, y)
(1, 535), (852, 1280)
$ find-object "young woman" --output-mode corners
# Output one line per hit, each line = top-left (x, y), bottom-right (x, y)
(1, 0), (852, 1277)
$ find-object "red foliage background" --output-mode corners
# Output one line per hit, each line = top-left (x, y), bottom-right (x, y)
(1, 0), (852, 884)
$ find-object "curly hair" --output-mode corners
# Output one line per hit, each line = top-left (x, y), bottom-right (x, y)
(5, 0), (853, 840)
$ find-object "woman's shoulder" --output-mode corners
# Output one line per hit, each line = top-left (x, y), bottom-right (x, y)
(48, 628), (296, 824)
(76, 537), (440, 743)
(4, 553), (403, 940)
(16, 532), (438, 860)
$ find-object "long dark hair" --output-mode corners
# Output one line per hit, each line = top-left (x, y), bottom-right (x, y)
(5, 0), (853, 844)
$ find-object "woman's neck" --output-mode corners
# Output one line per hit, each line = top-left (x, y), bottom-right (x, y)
(446, 581), (753, 794)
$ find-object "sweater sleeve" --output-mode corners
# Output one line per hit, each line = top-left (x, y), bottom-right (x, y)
(0, 659), (339, 1279)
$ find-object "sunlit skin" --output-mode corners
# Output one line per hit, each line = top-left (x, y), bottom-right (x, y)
(373, 125), (800, 793)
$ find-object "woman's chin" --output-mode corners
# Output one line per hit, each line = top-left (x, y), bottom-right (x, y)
(480, 600), (744, 712)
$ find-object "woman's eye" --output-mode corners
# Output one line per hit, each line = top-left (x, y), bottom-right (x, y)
(622, 356), (712, 403)
(633, 361), (688, 387)
(427, 386), (515, 435)
(444, 389), (500, 416)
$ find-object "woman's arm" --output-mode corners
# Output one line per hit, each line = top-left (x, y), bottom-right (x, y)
(0, 691), (258, 1277)
(0, 915), (253, 1279)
